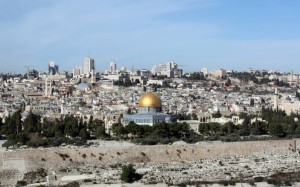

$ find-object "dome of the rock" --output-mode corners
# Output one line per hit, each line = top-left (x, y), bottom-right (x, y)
(139, 92), (162, 107)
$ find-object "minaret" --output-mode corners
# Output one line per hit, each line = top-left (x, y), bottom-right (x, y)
(45, 78), (53, 97)
(61, 99), (65, 114)
(91, 70), (96, 83)
(188, 103), (193, 114)
(45, 78), (48, 97)
(291, 70), (294, 85)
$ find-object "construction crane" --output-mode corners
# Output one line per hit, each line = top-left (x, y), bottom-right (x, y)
(24, 66), (35, 74)
(24, 66), (34, 79)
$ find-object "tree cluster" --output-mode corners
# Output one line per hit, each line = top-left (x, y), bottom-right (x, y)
(230, 71), (259, 83)
(199, 108), (300, 140)
(112, 121), (202, 145)
(183, 72), (206, 81)
(0, 112), (108, 148)
(262, 108), (300, 137)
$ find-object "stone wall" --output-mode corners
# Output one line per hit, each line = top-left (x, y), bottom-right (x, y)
(0, 139), (297, 185)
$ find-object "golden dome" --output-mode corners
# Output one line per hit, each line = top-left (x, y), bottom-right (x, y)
(139, 92), (162, 107)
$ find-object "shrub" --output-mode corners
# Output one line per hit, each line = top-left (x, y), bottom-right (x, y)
(16, 180), (27, 186)
(219, 161), (224, 166)
(254, 176), (264, 182)
(120, 164), (137, 183)
(267, 178), (282, 186)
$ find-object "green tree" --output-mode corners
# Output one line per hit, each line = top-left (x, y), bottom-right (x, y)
(212, 110), (222, 118)
(63, 115), (80, 137)
(238, 116), (251, 136)
(120, 164), (136, 183)
(1, 110), (22, 135)
(191, 113), (198, 120)
(88, 115), (93, 128)
(250, 121), (268, 135)
(79, 128), (89, 140)
(225, 78), (231, 87)
(210, 122), (221, 134)
(13, 110), (22, 134)
(111, 123), (127, 138)
(153, 122), (171, 138)
(23, 111), (41, 133)
(222, 122), (238, 135)
(96, 125), (106, 139)
(250, 98), (255, 106)
(269, 123), (284, 137)
(126, 121), (141, 138)
(199, 123), (210, 135)
(169, 122), (190, 138)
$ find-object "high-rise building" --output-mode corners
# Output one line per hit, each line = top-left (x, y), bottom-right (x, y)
(201, 68), (209, 76)
(48, 61), (59, 75)
(120, 66), (126, 72)
(151, 61), (182, 78)
(213, 69), (226, 78)
(83, 58), (95, 75)
(109, 61), (117, 73)
(73, 66), (82, 77)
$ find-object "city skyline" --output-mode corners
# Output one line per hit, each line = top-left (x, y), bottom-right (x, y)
(1, 0), (300, 73)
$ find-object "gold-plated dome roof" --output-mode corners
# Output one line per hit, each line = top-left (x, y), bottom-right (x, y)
(139, 92), (162, 107)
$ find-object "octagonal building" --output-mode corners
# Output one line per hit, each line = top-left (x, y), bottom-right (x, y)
(124, 92), (177, 126)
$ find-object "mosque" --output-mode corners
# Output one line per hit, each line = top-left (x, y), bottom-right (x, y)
(124, 92), (177, 125)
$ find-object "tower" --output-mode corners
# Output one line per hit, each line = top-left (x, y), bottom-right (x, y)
(91, 70), (96, 83)
(83, 58), (95, 75)
(73, 66), (82, 77)
(44, 78), (52, 97)
(48, 61), (59, 75)
(109, 61), (117, 73)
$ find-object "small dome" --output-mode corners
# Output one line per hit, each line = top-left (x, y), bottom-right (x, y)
(76, 83), (91, 90)
(139, 92), (162, 107)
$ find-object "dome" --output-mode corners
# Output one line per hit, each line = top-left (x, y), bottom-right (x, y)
(139, 92), (162, 107)
(76, 83), (91, 90)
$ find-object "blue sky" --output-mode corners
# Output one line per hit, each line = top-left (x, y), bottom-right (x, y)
(1, 0), (300, 73)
